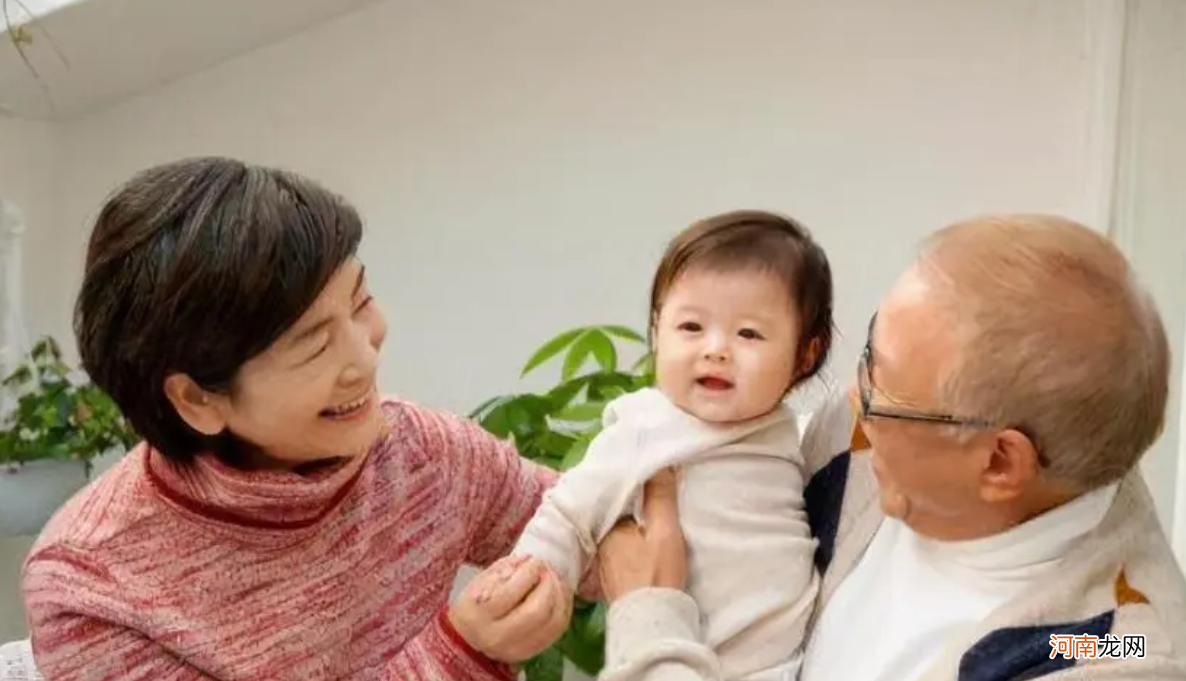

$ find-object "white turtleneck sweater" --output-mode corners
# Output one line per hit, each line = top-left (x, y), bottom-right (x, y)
(798, 482), (1120, 681)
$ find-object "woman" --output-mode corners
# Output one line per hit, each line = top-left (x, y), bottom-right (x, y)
(21, 156), (570, 680)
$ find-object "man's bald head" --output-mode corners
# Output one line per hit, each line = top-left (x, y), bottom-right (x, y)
(914, 214), (1169, 490)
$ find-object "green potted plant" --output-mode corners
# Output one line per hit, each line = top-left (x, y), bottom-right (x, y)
(0, 335), (139, 536)
(470, 324), (654, 681)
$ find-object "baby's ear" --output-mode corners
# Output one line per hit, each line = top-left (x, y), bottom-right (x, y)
(797, 335), (823, 377)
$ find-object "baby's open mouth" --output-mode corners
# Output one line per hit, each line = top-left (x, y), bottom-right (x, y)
(696, 376), (734, 391)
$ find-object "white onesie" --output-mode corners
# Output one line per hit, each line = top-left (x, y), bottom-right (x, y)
(513, 387), (819, 681)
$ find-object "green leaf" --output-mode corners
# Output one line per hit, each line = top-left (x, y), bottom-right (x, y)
(2, 364), (31, 386)
(561, 332), (593, 380)
(588, 329), (617, 372)
(504, 395), (551, 441)
(601, 325), (646, 343)
(536, 431), (579, 458)
(585, 602), (608, 642)
(585, 372), (636, 401)
(562, 329), (617, 379)
(468, 395), (505, 420)
(521, 328), (585, 377)
(553, 401), (606, 423)
(599, 385), (628, 401)
(477, 400), (515, 438)
(631, 352), (654, 375)
(560, 435), (593, 470)
(557, 607), (606, 673)
(534, 453), (567, 471)
(522, 645), (565, 681)
(546, 376), (589, 412)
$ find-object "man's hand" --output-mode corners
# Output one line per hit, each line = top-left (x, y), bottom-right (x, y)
(449, 555), (573, 663)
(597, 468), (687, 602)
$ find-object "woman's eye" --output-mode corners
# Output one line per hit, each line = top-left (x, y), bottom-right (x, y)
(739, 328), (764, 340)
(678, 322), (702, 332)
(354, 295), (374, 313)
(308, 343), (330, 361)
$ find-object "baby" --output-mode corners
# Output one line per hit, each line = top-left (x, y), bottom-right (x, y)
(513, 209), (834, 681)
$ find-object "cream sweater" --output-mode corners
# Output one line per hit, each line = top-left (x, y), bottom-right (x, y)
(601, 392), (1186, 681)
(513, 387), (818, 680)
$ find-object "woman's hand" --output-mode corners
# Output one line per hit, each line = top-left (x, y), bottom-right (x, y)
(597, 468), (687, 602)
(448, 555), (572, 663)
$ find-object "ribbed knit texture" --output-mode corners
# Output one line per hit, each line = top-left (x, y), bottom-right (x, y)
(21, 398), (556, 680)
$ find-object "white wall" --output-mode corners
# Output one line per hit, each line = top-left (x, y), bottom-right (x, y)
(51, 0), (1103, 401)
(1109, 0), (1186, 562)
(3, 0), (1184, 656)
(48, 0), (1184, 517)
(0, 116), (60, 341)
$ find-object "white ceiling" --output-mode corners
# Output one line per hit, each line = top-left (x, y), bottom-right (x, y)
(0, 0), (383, 120)
(1, 0), (88, 32)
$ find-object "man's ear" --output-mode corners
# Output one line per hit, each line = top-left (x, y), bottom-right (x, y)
(163, 374), (227, 436)
(979, 428), (1041, 503)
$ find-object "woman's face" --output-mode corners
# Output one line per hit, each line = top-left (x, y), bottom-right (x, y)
(197, 258), (389, 466)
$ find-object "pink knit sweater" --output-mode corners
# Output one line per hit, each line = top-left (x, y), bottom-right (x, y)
(21, 398), (557, 680)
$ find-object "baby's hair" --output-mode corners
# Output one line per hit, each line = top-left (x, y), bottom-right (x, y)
(649, 209), (835, 386)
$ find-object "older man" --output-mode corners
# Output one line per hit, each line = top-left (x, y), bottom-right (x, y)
(596, 214), (1186, 680)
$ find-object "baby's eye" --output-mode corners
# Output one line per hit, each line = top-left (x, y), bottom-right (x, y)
(738, 328), (764, 340)
(678, 322), (702, 332)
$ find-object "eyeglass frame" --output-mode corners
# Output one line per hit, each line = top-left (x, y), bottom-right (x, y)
(856, 315), (1048, 467)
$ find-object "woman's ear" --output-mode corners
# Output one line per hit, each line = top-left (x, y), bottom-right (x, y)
(163, 373), (227, 436)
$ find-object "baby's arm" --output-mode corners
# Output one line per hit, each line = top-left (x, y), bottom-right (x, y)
(512, 417), (648, 591)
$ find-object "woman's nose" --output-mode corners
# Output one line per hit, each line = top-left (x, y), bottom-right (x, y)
(342, 322), (381, 383)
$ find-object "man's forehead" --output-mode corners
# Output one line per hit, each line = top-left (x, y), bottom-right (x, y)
(870, 267), (958, 381)
(872, 269), (930, 347)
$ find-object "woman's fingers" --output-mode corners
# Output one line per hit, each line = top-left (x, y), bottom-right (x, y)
(497, 565), (572, 659)
(501, 564), (559, 627)
(472, 554), (529, 604)
(481, 557), (544, 618)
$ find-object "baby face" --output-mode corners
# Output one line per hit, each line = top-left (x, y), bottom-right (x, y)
(652, 267), (801, 423)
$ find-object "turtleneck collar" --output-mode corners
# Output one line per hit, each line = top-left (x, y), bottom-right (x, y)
(144, 444), (368, 532)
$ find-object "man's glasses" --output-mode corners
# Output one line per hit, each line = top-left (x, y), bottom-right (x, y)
(856, 342), (994, 428)
(857, 316), (1048, 467)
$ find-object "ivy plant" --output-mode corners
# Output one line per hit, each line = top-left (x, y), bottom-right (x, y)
(0, 335), (138, 476)
(470, 324), (654, 681)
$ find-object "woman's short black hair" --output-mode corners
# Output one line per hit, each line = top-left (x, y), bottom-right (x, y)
(74, 156), (363, 462)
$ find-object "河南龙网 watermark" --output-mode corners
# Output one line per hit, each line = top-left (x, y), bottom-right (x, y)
(1050, 634), (1145, 659)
